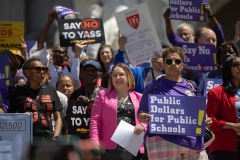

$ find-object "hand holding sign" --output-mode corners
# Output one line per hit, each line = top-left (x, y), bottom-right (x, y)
(205, 116), (212, 128)
(163, 8), (171, 20)
(202, 3), (212, 17)
(73, 40), (87, 58)
(48, 9), (58, 22)
(138, 112), (152, 124)
(118, 31), (127, 51)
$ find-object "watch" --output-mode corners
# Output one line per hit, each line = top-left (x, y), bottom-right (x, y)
(208, 14), (214, 19)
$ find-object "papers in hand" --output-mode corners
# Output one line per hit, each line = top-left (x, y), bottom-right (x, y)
(111, 120), (144, 156)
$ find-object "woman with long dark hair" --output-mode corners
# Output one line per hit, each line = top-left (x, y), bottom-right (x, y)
(207, 55), (240, 160)
(96, 44), (115, 75)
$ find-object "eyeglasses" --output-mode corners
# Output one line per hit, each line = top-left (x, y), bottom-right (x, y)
(165, 59), (182, 65)
(52, 50), (66, 54)
(232, 62), (240, 68)
(27, 66), (48, 73)
(111, 74), (126, 78)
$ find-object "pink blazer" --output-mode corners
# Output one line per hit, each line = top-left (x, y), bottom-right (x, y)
(90, 89), (146, 153)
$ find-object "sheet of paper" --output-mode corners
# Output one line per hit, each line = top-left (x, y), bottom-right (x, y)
(111, 120), (144, 156)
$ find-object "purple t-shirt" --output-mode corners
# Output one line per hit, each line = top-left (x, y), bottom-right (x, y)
(167, 24), (225, 48)
(138, 77), (204, 150)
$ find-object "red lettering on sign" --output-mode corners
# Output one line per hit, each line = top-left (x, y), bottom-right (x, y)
(81, 19), (100, 30)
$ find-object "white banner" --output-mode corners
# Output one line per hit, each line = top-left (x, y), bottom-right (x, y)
(0, 113), (32, 160)
(115, 2), (162, 66)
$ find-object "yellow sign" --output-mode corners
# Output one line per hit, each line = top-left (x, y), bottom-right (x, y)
(0, 21), (24, 50)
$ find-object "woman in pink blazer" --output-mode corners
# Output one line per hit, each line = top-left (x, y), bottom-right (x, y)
(90, 63), (147, 160)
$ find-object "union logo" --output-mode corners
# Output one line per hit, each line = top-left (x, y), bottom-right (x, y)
(126, 13), (140, 29)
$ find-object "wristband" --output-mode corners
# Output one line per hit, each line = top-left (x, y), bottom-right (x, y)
(208, 14), (214, 19)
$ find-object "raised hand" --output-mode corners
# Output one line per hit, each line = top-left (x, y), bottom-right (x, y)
(74, 40), (87, 54)
(163, 8), (171, 20)
(118, 31), (127, 51)
(19, 36), (29, 60)
(202, 3), (212, 17)
(48, 9), (58, 22)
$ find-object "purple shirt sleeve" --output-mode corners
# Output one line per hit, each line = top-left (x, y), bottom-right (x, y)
(138, 80), (155, 114)
(167, 32), (188, 47)
(212, 24), (225, 47)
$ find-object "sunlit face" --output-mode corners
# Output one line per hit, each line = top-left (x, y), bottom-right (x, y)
(56, 76), (75, 99)
(163, 53), (183, 77)
(177, 26), (194, 43)
(52, 45), (68, 66)
(99, 47), (113, 64)
(198, 29), (217, 47)
(111, 66), (128, 90)
(24, 61), (47, 84)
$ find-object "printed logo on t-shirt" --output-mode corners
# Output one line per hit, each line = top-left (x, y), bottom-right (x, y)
(185, 90), (193, 96)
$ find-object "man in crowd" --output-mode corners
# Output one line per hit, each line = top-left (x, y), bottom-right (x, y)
(163, 3), (224, 48)
(29, 9), (84, 88)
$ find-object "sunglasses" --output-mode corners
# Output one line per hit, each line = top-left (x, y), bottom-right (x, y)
(27, 66), (48, 73)
(52, 50), (66, 54)
(165, 59), (182, 65)
(232, 62), (240, 68)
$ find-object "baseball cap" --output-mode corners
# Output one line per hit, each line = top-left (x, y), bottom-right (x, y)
(82, 60), (101, 71)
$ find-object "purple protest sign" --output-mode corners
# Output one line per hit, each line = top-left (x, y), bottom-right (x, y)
(0, 54), (12, 89)
(181, 43), (216, 73)
(54, 6), (80, 19)
(169, 0), (207, 22)
(203, 78), (222, 97)
(148, 95), (206, 136)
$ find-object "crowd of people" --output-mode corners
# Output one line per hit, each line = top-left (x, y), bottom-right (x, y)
(1, 3), (240, 160)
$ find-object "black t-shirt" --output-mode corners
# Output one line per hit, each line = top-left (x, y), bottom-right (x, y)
(8, 84), (63, 135)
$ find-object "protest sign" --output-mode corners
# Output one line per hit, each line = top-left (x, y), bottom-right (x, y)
(115, 3), (162, 66)
(85, 43), (101, 58)
(0, 54), (12, 89)
(148, 95), (206, 136)
(0, 113), (32, 160)
(58, 18), (105, 47)
(0, 21), (24, 50)
(67, 100), (91, 135)
(182, 43), (216, 73)
(203, 78), (222, 97)
(54, 6), (80, 19)
(169, 0), (207, 22)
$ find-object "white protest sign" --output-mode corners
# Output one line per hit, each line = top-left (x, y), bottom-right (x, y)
(115, 3), (162, 66)
(0, 113), (32, 160)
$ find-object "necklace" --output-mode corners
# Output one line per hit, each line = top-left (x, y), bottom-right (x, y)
(118, 96), (129, 109)
(85, 87), (99, 99)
